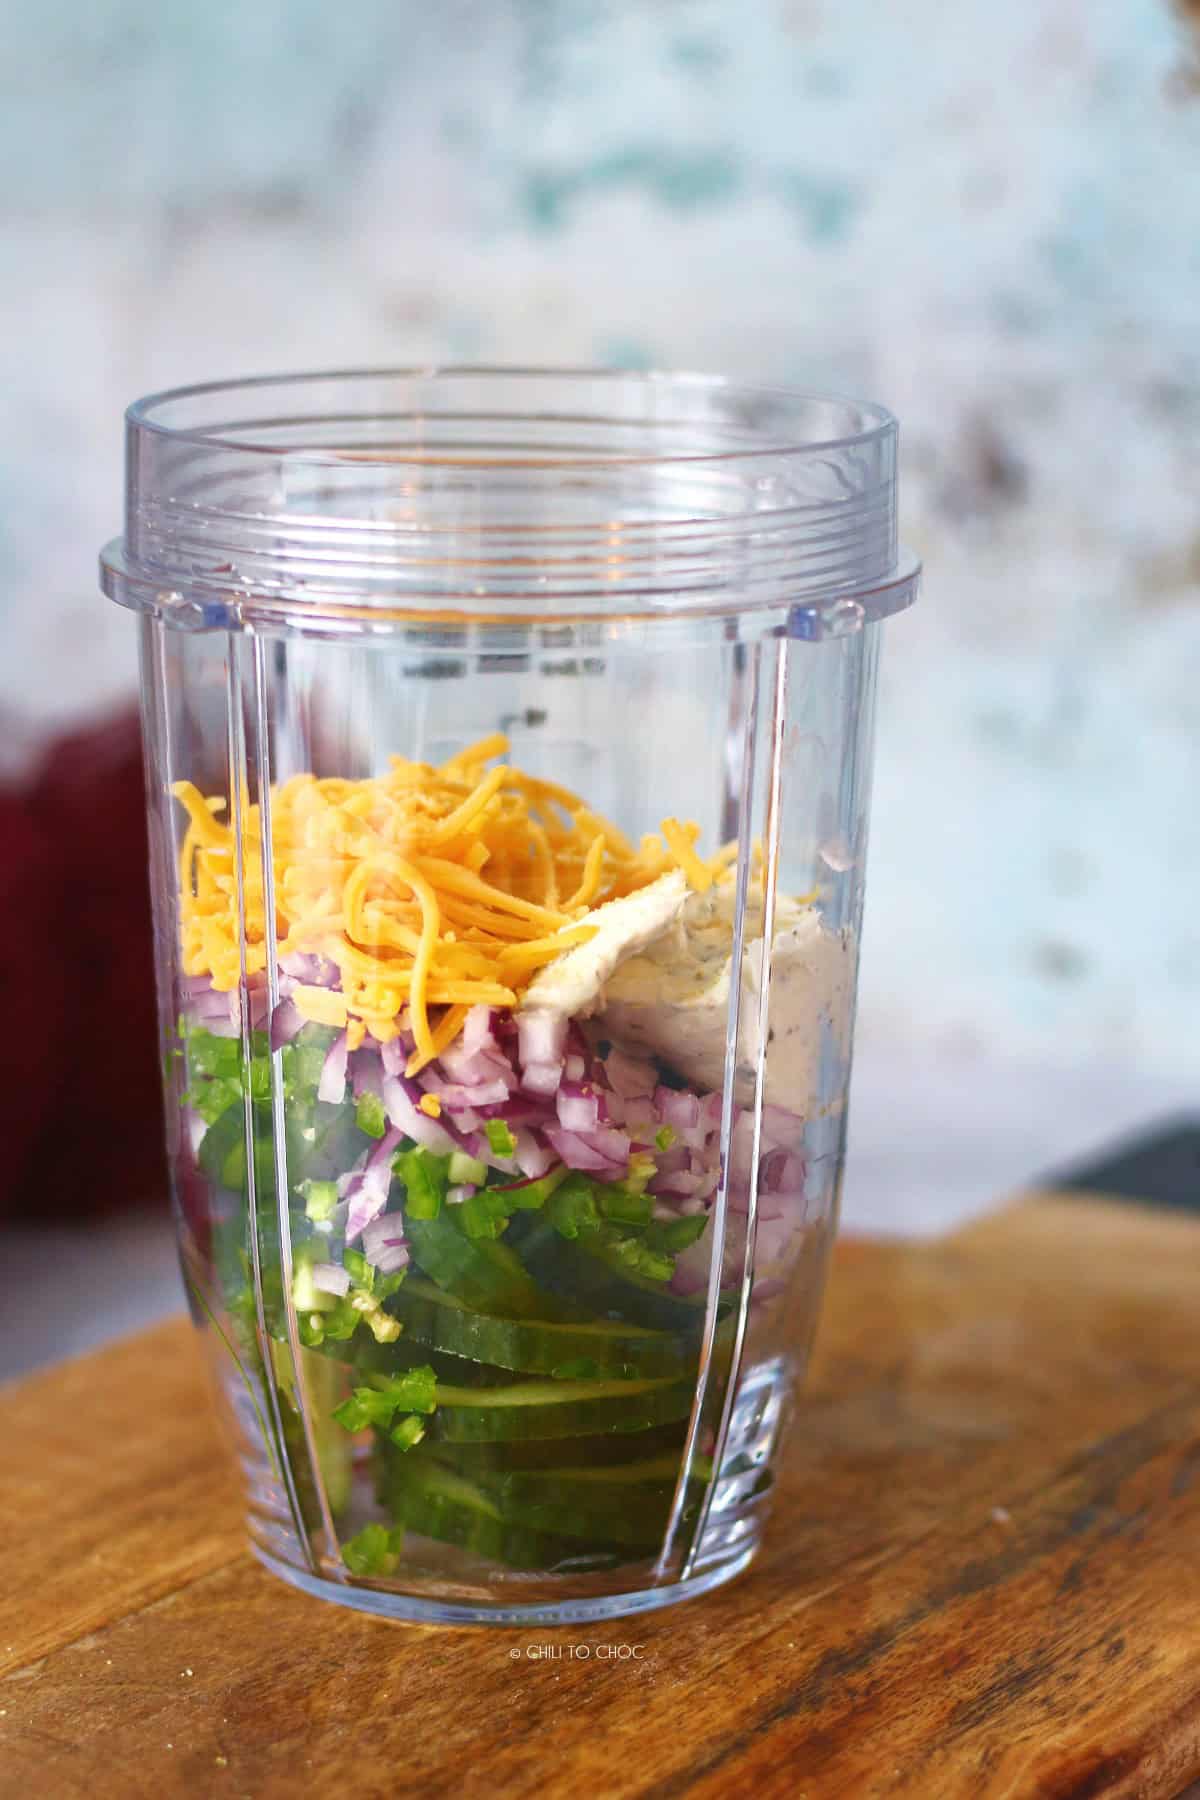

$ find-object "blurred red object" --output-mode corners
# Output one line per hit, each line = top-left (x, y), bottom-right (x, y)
(0, 710), (166, 1221)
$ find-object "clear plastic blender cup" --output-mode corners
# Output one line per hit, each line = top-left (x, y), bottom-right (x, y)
(101, 369), (918, 1625)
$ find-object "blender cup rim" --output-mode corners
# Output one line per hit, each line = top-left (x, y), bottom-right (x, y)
(124, 364), (898, 467)
(103, 366), (917, 633)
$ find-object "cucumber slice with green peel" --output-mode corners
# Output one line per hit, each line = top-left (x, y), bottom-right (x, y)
(465, 1451), (710, 1548)
(405, 1212), (549, 1318)
(508, 1215), (734, 1333)
(429, 1420), (688, 1474)
(390, 1276), (700, 1380)
(487, 1450), (712, 1494)
(325, 1326), (512, 1391)
(381, 1453), (623, 1572)
(425, 1372), (695, 1443)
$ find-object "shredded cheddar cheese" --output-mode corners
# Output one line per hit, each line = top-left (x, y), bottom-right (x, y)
(173, 735), (727, 1072)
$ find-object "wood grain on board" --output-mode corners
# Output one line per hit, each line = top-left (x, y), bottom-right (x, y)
(2, 1194), (1199, 1799)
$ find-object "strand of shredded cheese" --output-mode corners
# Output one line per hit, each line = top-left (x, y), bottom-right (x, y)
(173, 734), (731, 1070)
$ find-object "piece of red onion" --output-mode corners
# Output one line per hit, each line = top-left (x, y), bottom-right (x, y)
(762, 1147), (805, 1194)
(269, 998), (304, 1052)
(438, 1044), (516, 1089)
(544, 1123), (630, 1175)
(361, 1213), (407, 1260)
(318, 1031), (349, 1105)
(382, 1074), (457, 1155)
(279, 951), (339, 987)
(513, 1127), (555, 1179)
(556, 1088), (601, 1133)
(351, 1052), (383, 1102)
(311, 1261), (351, 1297)
(650, 1168), (706, 1198)
(521, 1060), (564, 1097)
(346, 1170), (391, 1242)
(463, 1004), (497, 1057)
(430, 1077), (512, 1112)
(517, 1010), (567, 1069)
(373, 1243), (410, 1275)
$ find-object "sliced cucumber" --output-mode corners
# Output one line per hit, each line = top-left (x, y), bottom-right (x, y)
(508, 1215), (732, 1333)
(381, 1453), (621, 1572)
(390, 1276), (699, 1380)
(430, 1420), (688, 1474)
(405, 1212), (548, 1318)
(474, 1452), (707, 1548)
(425, 1372), (695, 1443)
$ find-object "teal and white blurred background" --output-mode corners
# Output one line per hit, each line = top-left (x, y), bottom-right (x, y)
(2, 1), (1198, 1367)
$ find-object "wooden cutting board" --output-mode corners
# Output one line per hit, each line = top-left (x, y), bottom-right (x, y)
(2, 1194), (1199, 1799)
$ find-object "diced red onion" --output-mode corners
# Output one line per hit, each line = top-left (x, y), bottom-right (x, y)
(730, 1113), (757, 1183)
(513, 1128), (555, 1179)
(438, 1044), (516, 1089)
(336, 1150), (368, 1198)
(556, 1087), (601, 1133)
(521, 1061), (563, 1097)
(656, 1086), (706, 1149)
(270, 998), (304, 1052)
(564, 1053), (585, 1081)
(762, 1147), (805, 1194)
(366, 1127), (401, 1172)
(517, 1010), (567, 1069)
(727, 1180), (789, 1220)
(445, 1184), (476, 1205)
(374, 1243), (410, 1275)
(621, 1096), (659, 1143)
(361, 1216), (410, 1274)
(653, 1145), (691, 1177)
(346, 1174), (390, 1242)
(311, 1261), (351, 1297)
(651, 1168), (706, 1198)
(361, 1222), (401, 1252)
(382, 1075), (457, 1155)
(430, 1077), (512, 1111)
(761, 1103), (803, 1151)
(480, 1099), (553, 1128)
(755, 1213), (801, 1264)
(279, 951), (339, 988)
(318, 1031), (349, 1105)
(239, 984), (270, 1034)
(187, 987), (237, 1028)
(544, 1123), (630, 1175)
(351, 1052), (383, 1102)
(463, 1004), (497, 1057)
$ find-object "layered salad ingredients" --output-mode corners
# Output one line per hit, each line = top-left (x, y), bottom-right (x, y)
(172, 735), (840, 1578)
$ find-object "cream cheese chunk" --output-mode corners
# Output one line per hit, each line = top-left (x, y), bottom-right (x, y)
(519, 870), (689, 1021)
(595, 885), (854, 1110)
